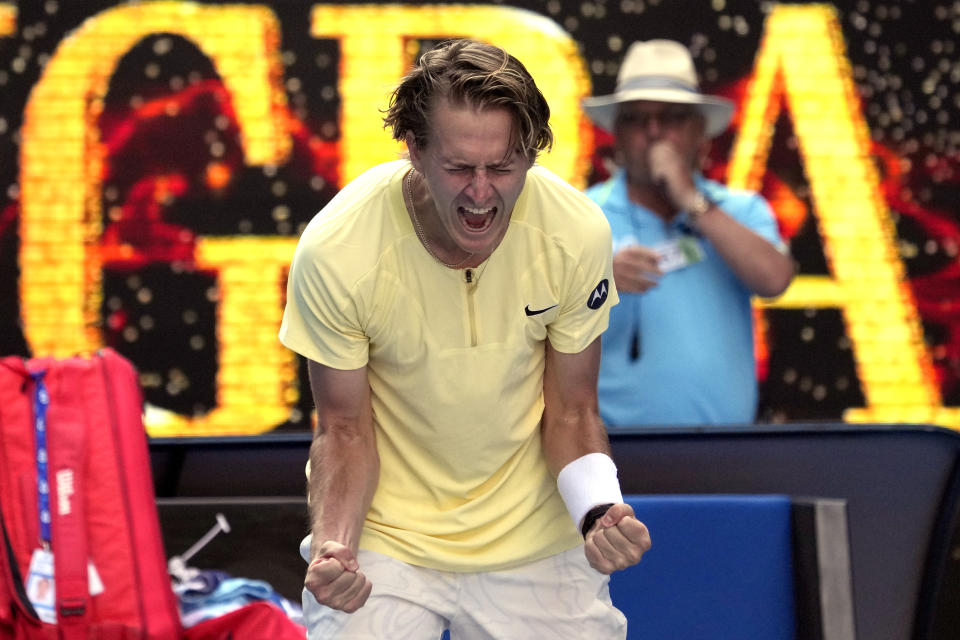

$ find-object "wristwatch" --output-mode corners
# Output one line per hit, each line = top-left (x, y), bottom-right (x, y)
(687, 191), (713, 224)
(581, 503), (615, 537)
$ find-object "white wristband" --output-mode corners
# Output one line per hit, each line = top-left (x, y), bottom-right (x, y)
(556, 453), (624, 530)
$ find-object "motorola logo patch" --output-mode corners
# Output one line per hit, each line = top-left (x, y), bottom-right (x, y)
(586, 279), (609, 310)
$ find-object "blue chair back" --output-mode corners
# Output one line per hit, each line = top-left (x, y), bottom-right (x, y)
(610, 494), (796, 640)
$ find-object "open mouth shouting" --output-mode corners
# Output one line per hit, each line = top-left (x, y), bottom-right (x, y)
(460, 205), (497, 233)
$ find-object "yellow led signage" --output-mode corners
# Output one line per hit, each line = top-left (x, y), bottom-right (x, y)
(14, 2), (957, 434)
(19, 2), (292, 434)
(0, 4), (14, 37)
(146, 237), (298, 433)
(731, 4), (947, 426)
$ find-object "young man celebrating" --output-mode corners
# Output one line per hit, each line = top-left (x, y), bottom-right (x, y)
(280, 39), (649, 638)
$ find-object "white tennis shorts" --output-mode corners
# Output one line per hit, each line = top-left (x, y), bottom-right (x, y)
(299, 537), (627, 639)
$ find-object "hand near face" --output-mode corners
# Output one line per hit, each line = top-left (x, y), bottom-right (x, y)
(647, 140), (698, 210)
(613, 245), (661, 294)
(304, 540), (373, 613)
(583, 502), (652, 575)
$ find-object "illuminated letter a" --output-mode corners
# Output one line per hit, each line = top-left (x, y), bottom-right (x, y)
(730, 5), (948, 427)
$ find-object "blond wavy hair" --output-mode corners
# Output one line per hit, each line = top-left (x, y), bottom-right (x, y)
(383, 39), (553, 160)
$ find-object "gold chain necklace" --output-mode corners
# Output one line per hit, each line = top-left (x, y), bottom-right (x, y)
(405, 169), (474, 269)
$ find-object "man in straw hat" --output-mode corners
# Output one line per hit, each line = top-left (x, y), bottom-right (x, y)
(583, 39), (795, 427)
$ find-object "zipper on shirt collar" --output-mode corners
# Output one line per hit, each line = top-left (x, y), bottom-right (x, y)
(464, 268), (478, 346)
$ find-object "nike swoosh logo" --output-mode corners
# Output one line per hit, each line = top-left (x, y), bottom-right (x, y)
(525, 304), (558, 317)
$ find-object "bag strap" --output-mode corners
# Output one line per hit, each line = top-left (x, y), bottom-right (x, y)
(1, 494), (38, 614)
(47, 360), (90, 640)
(28, 370), (53, 550)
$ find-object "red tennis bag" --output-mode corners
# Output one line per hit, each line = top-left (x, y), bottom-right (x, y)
(0, 348), (182, 639)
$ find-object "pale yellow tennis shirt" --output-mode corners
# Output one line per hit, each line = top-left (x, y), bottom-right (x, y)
(280, 160), (617, 572)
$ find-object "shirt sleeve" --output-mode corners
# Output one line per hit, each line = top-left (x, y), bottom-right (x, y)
(546, 201), (620, 354)
(278, 233), (370, 370)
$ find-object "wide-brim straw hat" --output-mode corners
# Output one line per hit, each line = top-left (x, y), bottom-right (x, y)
(582, 39), (734, 138)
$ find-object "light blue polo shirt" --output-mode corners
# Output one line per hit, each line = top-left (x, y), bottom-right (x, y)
(587, 170), (784, 427)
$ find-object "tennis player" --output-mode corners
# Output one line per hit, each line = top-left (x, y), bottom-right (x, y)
(279, 38), (650, 638)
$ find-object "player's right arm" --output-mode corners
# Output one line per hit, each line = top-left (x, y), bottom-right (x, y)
(303, 359), (379, 613)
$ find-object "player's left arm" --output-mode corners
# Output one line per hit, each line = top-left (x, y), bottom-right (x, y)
(541, 337), (651, 574)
